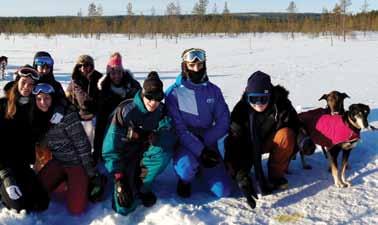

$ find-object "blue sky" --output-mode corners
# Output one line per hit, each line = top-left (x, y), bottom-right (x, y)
(0, 0), (377, 17)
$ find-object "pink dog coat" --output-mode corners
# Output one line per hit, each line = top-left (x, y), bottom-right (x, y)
(299, 108), (360, 149)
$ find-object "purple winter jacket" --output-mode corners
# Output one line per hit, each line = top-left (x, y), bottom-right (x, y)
(165, 75), (230, 157)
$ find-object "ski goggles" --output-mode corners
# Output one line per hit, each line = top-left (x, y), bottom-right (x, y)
(32, 83), (55, 95)
(34, 56), (54, 67)
(16, 67), (40, 81)
(78, 62), (93, 68)
(247, 93), (270, 105)
(144, 92), (164, 102)
(182, 49), (206, 62)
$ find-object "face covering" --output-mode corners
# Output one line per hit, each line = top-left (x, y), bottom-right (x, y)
(187, 68), (207, 84)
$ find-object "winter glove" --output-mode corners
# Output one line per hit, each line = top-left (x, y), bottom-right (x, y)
(114, 173), (134, 208)
(235, 170), (258, 209)
(126, 127), (158, 146)
(200, 147), (220, 168)
(88, 172), (107, 202)
(0, 169), (23, 200)
(297, 128), (316, 155)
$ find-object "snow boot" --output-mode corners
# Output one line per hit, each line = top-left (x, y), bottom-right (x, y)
(139, 191), (157, 207)
(177, 179), (191, 198)
(235, 171), (258, 209)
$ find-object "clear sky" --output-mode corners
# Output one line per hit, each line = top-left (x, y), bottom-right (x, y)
(0, 0), (376, 17)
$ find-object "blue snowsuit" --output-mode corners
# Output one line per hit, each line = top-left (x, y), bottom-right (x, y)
(102, 91), (176, 215)
(165, 75), (232, 198)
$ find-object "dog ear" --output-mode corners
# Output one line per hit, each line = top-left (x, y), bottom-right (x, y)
(340, 93), (350, 99)
(318, 94), (328, 101)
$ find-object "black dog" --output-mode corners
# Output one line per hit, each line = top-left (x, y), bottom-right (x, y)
(0, 56), (8, 80)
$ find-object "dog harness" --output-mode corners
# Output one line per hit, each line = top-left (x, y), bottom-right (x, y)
(299, 108), (360, 149)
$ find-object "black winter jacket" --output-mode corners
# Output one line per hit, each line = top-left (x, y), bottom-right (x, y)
(224, 85), (300, 178)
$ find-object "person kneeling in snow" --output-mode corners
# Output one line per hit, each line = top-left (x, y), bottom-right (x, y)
(165, 48), (232, 198)
(224, 71), (315, 209)
(32, 83), (106, 214)
(102, 72), (176, 215)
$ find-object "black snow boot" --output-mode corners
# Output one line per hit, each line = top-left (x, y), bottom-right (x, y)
(235, 170), (258, 209)
(177, 179), (191, 198)
(139, 191), (157, 207)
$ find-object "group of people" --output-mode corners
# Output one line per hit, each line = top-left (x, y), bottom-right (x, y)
(0, 48), (315, 216)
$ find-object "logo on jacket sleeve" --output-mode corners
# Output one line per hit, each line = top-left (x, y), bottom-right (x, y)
(206, 98), (215, 104)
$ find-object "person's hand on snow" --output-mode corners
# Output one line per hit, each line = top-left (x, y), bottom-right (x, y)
(200, 147), (220, 168)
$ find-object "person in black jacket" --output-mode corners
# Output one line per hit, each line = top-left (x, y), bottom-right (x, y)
(224, 71), (314, 209)
(0, 66), (49, 212)
(93, 52), (141, 163)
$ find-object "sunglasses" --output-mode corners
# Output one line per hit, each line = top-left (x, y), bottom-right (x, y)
(144, 92), (164, 102)
(32, 83), (55, 95)
(17, 67), (40, 81)
(78, 63), (92, 68)
(247, 93), (270, 105)
(34, 56), (54, 67)
(182, 49), (206, 63)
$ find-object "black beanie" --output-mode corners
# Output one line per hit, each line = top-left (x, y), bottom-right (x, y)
(143, 71), (163, 94)
(246, 71), (273, 94)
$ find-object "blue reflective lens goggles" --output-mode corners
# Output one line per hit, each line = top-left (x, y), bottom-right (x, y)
(32, 83), (55, 95)
(182, 49), (206, 62)
(34, 56), (54, 67)
(247, 93), (270, 105)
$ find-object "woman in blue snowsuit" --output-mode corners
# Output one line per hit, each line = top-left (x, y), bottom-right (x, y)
(165, 48), (232, 198)
(102, 72), (176, 215)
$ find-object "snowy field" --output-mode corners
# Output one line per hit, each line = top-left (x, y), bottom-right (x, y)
(0, 33), (378, 225)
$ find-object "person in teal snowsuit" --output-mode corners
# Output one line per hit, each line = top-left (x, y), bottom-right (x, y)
(102, 71), (176, 215)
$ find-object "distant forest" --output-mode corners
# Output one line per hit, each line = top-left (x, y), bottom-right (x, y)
(0, 11), (377, 40)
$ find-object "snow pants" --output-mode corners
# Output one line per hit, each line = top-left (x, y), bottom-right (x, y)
(38, 160), (89, 214)
(173, 146), (232, 198)
(262, 128), (296, 179)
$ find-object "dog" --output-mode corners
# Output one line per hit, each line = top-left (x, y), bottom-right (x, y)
(0, 56), (8, 80)
(296, 91), (350, 170)
(319, 91), (349, 115)
(301, 103), (370, 187)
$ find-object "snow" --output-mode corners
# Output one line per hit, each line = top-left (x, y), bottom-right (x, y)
(1, 32), (378, 225)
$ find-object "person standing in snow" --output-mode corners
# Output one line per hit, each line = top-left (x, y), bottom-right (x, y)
(66, 54), (103, 147)
(165, 48), (232, 198)
(103, 72), (176, 215)
(32, 83), (106, 214)
(0, 66), (50, 212)
(93, 52), (141, 164)
(224, 71), (314, 209)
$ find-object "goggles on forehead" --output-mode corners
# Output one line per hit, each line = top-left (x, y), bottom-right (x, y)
(34, 56), (54, 67)
(144, 92), (164, 102)
(247, 93), (270, 105)
(32, 83), (55, 95)
(16, 67), (40, 81)
(182, 49), (206, 63)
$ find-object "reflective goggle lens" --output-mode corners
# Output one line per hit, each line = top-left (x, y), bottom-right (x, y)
(34, 56), (54, 67)
(32, 83), (55, 95)
(247, 93), (270, 105)
(144, 92), (164, 102)
(17, 67), (40, 81)
(182, 49), (206, 62)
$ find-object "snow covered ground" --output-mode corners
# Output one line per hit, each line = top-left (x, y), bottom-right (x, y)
(0, 33), (377, 225)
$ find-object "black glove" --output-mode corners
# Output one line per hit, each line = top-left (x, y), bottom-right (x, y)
(297, 128), (316, 155)
(88, 172), (107, 202)
(114, 173), (133, 208)
(0, 169), (23, 201)
(200, 147), (220, 168)
(235, 170), (258, 209)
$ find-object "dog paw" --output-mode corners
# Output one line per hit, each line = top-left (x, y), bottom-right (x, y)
(342, 181), (352, 187)
(335, 182), (347, 188)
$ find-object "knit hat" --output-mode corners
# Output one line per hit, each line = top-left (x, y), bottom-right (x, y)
(33, 51), (54, 69)
(76, 55), (94, 66)
(143, 71), (163, 94)
(245, 71), (273, 94)
(106, 53), (123, 74)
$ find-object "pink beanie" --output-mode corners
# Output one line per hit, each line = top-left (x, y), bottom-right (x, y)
(106, 53), (123, 73)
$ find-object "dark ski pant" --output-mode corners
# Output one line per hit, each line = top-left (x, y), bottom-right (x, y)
(0, 166), (49, 212)
(38, 160), (89, 214)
